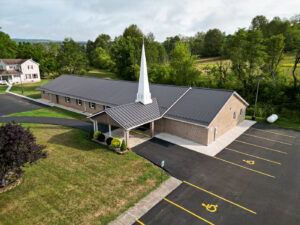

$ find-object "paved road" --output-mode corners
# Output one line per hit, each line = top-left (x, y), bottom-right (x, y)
(0, 93), (46, 116)
(0, 93), (111, 132)
(133, 123), (300, 225)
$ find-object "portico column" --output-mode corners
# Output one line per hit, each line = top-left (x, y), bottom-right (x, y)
(124, 129), (130, 148)
(108, 124), (112, 137)
(150, 121), (154, 137)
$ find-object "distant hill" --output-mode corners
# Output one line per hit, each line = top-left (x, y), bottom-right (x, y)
(12, 38), (87, 45)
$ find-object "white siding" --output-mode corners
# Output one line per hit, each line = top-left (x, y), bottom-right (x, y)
(20, 60), (41, 83)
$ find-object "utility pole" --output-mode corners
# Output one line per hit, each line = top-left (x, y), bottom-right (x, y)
(252, 77), (264, 121)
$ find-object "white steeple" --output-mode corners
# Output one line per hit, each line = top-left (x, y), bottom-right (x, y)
(136, 41), (152, 105)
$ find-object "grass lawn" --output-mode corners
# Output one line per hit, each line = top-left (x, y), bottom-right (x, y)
(10, 79), (51, 99)
(86, 68), (120, 80)
(7, 107), (87, 120)
(0, 123), (168, 225)
(0, 85), (8, 93)
(246, 115), (300, 131)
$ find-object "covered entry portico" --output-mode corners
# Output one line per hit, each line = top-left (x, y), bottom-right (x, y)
(89, 99), (159, 148)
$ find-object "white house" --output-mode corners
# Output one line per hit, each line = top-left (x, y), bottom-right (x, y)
(0, 59), (41, 85)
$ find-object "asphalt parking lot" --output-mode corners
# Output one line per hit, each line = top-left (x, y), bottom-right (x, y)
(133, 123), (300, 225)
(0, 93), (45, 116)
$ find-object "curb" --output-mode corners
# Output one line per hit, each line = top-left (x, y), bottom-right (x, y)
(108, 177), (182, 225)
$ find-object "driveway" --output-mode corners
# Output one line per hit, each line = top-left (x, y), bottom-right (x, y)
(0, 93), (45, 116)
(133, 123), (300, 225)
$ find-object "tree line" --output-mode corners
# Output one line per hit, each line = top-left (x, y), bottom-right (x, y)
(0, 14), (299, 116)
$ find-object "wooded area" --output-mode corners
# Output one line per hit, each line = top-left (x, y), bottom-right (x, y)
(0, 15), (299, 119)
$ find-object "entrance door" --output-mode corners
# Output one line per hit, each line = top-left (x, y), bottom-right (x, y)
(56, 95), (59, 104)
(214, 127), (218, 141)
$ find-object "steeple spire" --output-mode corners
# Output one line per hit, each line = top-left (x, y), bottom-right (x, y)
(136, 40), (152, 105)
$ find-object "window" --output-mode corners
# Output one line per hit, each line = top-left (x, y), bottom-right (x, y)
(233, 112), (236, 119)
(9, 65), (14, 69)
(76, 99), (82, 106)
(31, 65), (33, 69)
(240, 108), (243, 116)
(33, 74), (38, 78)
(65, 97), (70, 103)
(42, 91), (45, 94)
(89, 102), (96, 109)
(28, 65), (30, 69)
(26, 74), (31, 79)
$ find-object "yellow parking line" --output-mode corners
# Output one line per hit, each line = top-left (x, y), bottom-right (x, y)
(235, 140), (288, 154)
(130, 130), (151, 138)
(163, 198), (214, 225)
(251, 128), (296, 138)
(225, 147), (281, 165)
(183, 181), (257, 214)
(243, 133), (292, 146)
(214, 157), (276, 178)
(136, 219), (145, 225)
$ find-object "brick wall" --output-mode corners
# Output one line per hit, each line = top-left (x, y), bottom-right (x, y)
(155, 118), (209, 145)
(41, 92), (104, 114)
(207, 94), (246, 144)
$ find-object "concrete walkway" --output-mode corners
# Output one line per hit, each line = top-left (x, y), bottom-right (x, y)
(155, 120), (256, 157)
(0, 116), (95, 132)
(108, 177), (181, 225)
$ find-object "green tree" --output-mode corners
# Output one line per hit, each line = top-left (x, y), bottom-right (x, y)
(92, 47), (115, 71)
(123, 24), (143, 40)
(57, 38), (88, 74)
(0, 31), (17, 58)
(111, 36), (140, 80)
(163, 35), (181, 56)
(203, 29), (225, 57)
(250, 15), (268, 33)
(265, 34), (285, 87)
(169, 41), (200, 86)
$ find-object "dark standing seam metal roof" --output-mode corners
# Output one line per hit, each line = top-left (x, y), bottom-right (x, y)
(39, 75), (245, 127)
(38, 75), (189, 114)
(165, 88), (234, 126)
(105, 98), (160, 129)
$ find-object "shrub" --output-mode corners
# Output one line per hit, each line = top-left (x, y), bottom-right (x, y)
(120, 140), (127, 151)
(0, 123), (47, 187)
(110, 138), (121, 149)
(106, 137), (113, 146)
(98, 133), (106, 142)
(88, 128), (94, 139)
(93, 131), (101, 140)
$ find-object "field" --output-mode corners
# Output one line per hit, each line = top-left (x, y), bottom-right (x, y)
(86, 67), (120, 80)
(196, 53), (300, 81)
(7, 107), (86, 120)
(0, 123), (168, 225)
(10, 79), (51, 99)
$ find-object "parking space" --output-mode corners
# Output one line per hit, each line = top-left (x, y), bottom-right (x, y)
(0, 93), (46, 116)
(133, 123), (300, 225)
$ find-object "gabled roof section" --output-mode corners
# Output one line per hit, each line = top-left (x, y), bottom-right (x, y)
(103, 98), (160, 130)
(1, 59), (28, 65)
(165, 88), (235, 126)
(39, 75), (189, 114)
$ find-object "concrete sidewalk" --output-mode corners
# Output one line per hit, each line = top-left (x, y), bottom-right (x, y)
(155, 120), (256, 157)
(108, 177), (181, 225)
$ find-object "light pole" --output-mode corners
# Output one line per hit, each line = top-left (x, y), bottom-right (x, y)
(252, 76), (264, 121)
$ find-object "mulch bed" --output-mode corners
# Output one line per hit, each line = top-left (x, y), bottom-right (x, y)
(91, 139), (130, 154)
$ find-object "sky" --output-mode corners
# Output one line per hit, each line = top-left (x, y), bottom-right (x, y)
(0, 0), (299, 42)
